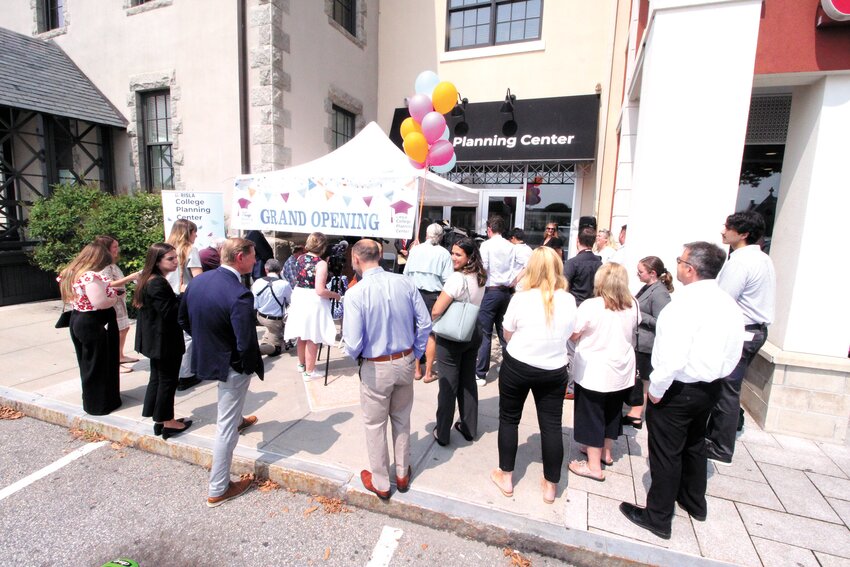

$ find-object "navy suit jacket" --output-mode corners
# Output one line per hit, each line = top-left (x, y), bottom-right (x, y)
(178, 267), (264, 381)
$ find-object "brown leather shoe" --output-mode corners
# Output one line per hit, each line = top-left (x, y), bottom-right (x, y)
(207, 478), (253, 508)
(237, 415), (258, 433)
(395, 466), (412, 493)
(360, 470), (390, 500)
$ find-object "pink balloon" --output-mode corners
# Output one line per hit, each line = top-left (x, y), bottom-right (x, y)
(408, 94), (433, 123)
(409, 157), (426, 169)
(428, 139), (454, 167)
(421, 111), (447, 144)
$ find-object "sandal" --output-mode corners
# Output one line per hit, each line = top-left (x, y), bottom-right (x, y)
(622, 415), (643, 429)
(568, 460), (605, 482)
(579, 447), (614, 467)
(120, 356), (139, 364)
(541, 478), (557, 504)
(490, 469), (513, 497)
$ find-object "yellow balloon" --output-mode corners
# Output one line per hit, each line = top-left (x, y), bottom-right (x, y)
(403, 132), (429, 163)
(432, 81), (458, 115)
(399, 117), (422, 140)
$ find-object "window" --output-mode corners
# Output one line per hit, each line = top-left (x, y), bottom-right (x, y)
(331, 105), (355, 149)
(141, 91), (174, 190)
(447, 0), (542, 51)
(131, 0), (155, 4)
(332, 0), (356, 36)
(38, 0), (65, 32)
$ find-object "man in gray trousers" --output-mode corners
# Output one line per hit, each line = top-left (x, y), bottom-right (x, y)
(179, 237), (264, 507)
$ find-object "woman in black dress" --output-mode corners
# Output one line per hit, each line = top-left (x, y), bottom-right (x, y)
(134, 243), (192, 438)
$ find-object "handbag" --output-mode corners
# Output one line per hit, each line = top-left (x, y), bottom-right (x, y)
(432, 276), (479, 342)
(55, 306), (72, 329)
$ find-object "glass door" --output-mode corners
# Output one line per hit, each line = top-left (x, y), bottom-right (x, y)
(476, 186), (526, 235)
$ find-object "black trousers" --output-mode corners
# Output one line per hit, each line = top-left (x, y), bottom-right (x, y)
(705, 326), (767, 462)
(434, 331), (480, 443)
(142, 355), (182, 422)
(645, 380), (721, 531)
(69, 309), (121, 416)
(497, 350), (568, 483)
(475, 287), (513, 378)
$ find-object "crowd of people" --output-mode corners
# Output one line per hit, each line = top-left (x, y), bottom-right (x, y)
(56, 209), (774, 530)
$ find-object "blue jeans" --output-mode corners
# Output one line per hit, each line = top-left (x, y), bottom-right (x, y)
(475, 287), (513, 378)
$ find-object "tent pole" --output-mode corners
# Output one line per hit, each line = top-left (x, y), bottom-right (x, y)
(416, 175), (425, 243)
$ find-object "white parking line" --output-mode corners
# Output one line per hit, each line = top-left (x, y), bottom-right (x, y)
(365, 525), (404, 567)
(0, 441), (109, 502)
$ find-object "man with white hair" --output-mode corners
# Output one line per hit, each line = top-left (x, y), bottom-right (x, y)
(404, 223), (453, 382)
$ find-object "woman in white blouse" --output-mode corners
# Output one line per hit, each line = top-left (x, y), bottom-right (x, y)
(430, 238), (486, 446)
(490, 246), (577, 504)
(59, 243), (123, 415)
(569, 263), (640, 482)
(166, 219), (203, 390)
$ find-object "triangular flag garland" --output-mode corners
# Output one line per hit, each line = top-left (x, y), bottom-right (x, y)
(363, 196), (373, 207)
(325, 190), (335, 201)
(281, 193), (290, 202)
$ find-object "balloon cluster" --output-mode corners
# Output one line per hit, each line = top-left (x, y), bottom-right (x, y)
(401, 71), (458, 174)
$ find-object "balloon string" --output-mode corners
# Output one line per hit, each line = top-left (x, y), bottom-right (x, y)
(417, 176), (426, 243)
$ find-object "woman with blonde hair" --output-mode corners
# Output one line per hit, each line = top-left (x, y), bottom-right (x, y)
(490, 246), (577, 504)
(166, 219), (203, 390)
(284, 232), (341, 380)
(93, 235), (141, 372)
(568, 262), (640, 481)
(594, 229), (616, 263)
(59, 242), (123, 415)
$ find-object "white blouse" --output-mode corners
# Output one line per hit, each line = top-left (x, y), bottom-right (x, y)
(502, 289), (577, 370)
(572, 297), (640, 392)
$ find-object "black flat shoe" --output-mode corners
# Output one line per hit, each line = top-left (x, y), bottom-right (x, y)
(622, 415), (643, 429)
(454, 422), (474, 442)
(432, 427), (448, 447)
(154, 417), (186, 436)
(619, 502), (671, 539)
(177, 377), (202, 391)
(162, 420), (193, 440)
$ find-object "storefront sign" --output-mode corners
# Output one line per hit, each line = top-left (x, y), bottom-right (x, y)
(160, 191), (225, 249)
(390, 94), (598, 162)
(230, 173), (419, 238)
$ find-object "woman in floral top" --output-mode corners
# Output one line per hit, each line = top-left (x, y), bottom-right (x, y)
(58, 243), (122, 415)
(284, 232), (340, 381)
(94, 235), (141, 372)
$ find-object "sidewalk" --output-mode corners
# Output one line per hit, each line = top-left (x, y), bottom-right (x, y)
(2, 300), (850, 567)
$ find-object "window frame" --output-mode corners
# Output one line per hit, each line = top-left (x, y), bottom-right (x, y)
(140, 90), (174, 191)
(331, 105), (355, 149)
(332, 0), (356, 37)
(445, 0), (543, 52)
(38, 0), (65, 32)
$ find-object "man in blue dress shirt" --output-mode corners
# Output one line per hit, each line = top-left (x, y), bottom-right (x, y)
(343, 239), (432, 499)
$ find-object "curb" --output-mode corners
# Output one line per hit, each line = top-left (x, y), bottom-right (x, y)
(0, 387), (734, 567)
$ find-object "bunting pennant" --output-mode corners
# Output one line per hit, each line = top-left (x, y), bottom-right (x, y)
(248, 188), (256, 198)
(384, 190), (394, 201)
(325, 190), (335, 201)
(363, 196), (373, 207)
(297, 189), (307, 199)
(281, 193), (290, 203)
(308, 179), (316, 190)
(343, 195), (352, 206)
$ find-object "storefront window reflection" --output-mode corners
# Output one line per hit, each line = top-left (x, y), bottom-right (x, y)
(525, 183), (574, 245)
(736, 144), (783, 250)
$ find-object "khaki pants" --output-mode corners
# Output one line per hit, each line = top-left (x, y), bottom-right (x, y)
(359, 353), (415, 491)
(257, 314), (284, 354)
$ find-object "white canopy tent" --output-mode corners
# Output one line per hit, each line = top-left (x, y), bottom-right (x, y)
(230, 122), (479, 239)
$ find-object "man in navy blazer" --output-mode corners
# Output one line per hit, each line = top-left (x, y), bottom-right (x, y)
(179, 237), (264, 507)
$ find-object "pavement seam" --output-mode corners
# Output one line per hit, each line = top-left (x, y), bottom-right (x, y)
(1, 386), (738, 567)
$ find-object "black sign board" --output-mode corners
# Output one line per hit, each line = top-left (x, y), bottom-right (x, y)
(390, 94), (599, 163)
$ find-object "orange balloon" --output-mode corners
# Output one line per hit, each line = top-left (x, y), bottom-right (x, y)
(403, 132), (429, 163)
(399, 117), (422, 140)
(432, 81), (458, 115)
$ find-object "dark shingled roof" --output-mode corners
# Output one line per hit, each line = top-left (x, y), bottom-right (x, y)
(0, 26), (126, 128)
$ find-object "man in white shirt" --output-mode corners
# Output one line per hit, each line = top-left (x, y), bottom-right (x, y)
(508, 227), (533, 286)
(620, 241), (744, 540)
(251, 259), (292, 357)
(404, 223), (453, 382)
(609, 224), (627, 265)
(705, 211), (776, 465)
(475, 215), (516, 385)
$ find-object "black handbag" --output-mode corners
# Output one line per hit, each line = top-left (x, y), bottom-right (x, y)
(55, 308), (72, 329)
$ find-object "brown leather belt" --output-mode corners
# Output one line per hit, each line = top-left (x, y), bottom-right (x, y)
(366, 348), (413, 362)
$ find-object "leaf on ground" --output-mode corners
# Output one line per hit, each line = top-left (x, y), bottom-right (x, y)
(0, 406), (24, 420)
(69, 427), (106, 442)
(303, 505), (320, 516)
(257, 479), (281, 492)
(239, 473), (255, 482)
(312, 495), (351, 514)
(281, 507), (289, 513)
(323, 548), (331, 561)
(503, 547), (532, 567)
(421, 544), (429, 550)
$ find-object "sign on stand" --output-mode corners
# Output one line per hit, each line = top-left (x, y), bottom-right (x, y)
(161, 191), (226, 250)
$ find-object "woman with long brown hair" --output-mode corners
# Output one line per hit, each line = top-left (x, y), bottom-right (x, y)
(166, 219), (203, 390)
(134, 243), (192, 438)
(568, 262), (640, 481)
(490, 246), (577, 504)
(93, 235), (141, 372)
(59, 243), (122, 415)
(430, 237), (486, 447)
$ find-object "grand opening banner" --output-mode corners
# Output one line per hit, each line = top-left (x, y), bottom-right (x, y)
(230, 173), (420, 239)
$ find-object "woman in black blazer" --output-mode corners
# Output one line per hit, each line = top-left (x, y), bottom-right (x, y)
(623, 256), (673, 429)
(134, 243), (192, 438)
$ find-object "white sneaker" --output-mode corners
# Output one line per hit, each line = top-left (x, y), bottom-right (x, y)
(303, 370), (323, 382)
(297, 363), (306, 373)
(476, 378), (486, 387)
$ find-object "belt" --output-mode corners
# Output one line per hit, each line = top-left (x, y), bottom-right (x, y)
(258, 312), (283, 321)
(485, 285), (513, 291)
(744, 323), (767, 331)
(366, 348), (413, 362)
